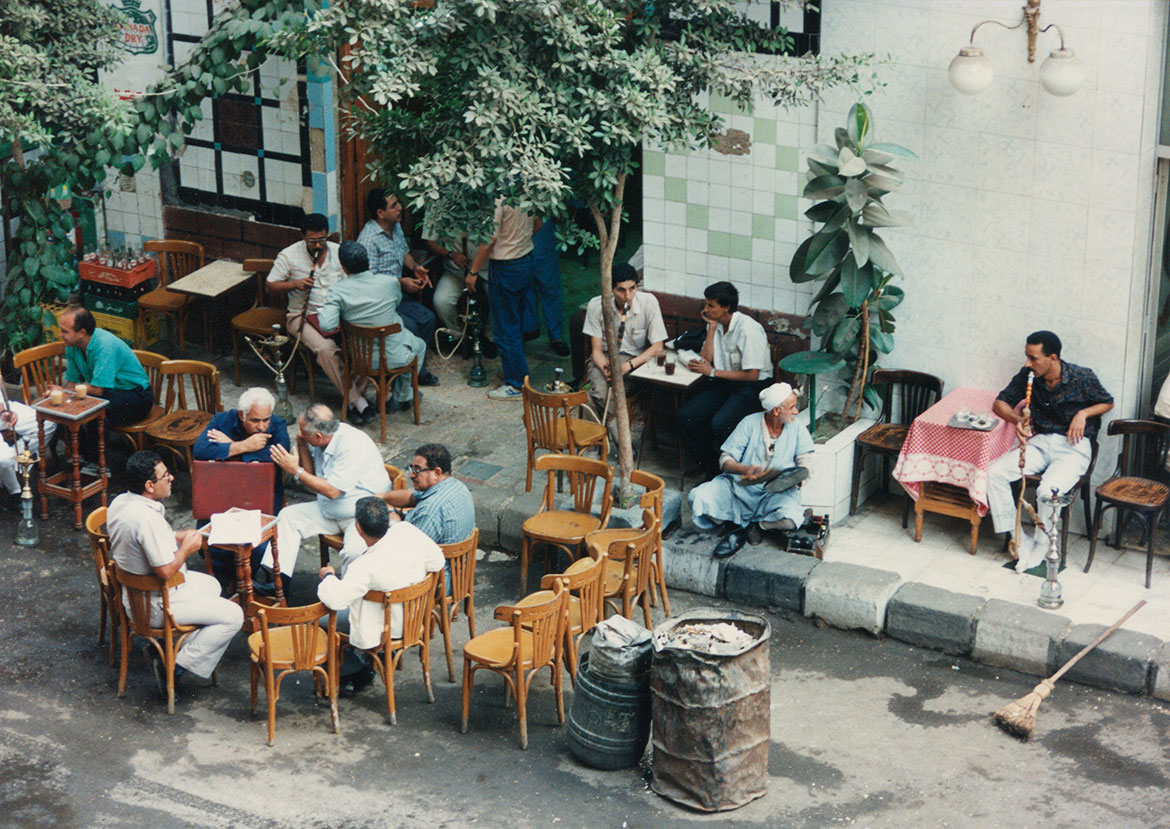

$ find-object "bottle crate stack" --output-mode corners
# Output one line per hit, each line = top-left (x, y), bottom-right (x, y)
(78, 252), (160, 346)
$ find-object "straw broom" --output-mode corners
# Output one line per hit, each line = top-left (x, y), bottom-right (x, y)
(993, 600), (1147, 740)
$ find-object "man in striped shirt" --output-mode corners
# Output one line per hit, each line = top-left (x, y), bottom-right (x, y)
(381, 443), (474, 546)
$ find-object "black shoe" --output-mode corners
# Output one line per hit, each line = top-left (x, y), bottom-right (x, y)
(746, 523), (763, 546)
(523, 330), (540, 341)
(384, 397), (414, 413)
(763, 465), (810, 493)
(347, 404), (371, 425)
(339, 666), (376, 697)
(479, 339), (498, 359)
(550, 339), (570, 357)
(419, 370), (440, 387)
(712, 530), (746, 558)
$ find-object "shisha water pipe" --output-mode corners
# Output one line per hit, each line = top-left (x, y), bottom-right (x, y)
(245, 324), (296, 419)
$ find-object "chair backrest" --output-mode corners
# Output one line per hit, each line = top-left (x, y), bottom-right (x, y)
(253, 601), (335, 669)
(111, 564), (185, 636)
(441, 528), (478, 608)
(342, 321), (402, 379)
(630, 469), (665, 521)
(385, 464), (408, 491)
(367, 571), (437, 648)
(1108, 419), (1170, 481)
(495, 582), (567, 669)
(159, 359), (221, 414)
(144, 239), (204, 288)
(132, 349), (166, 401)
(541, 551), (606, 635)
(191, 461), (277, 520)
(85, 506), (110, 586)
(871, 369), (944, 426)
(242, 258), (275, 309)
(536, 452), (613, 525)
(522, 375), (589, 453)
(14, 341), (66, 404)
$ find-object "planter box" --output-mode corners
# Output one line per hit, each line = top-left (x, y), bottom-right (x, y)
(798, 412), (880, 522)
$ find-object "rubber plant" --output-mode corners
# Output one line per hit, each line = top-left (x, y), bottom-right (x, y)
(779, 101), (916, 433)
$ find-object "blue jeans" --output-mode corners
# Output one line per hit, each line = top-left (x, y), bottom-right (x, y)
(524, 219), (563, 340)
(677, 379), (771, 477)
(398, 297), (436, 366)
(488, 254), (535, 389)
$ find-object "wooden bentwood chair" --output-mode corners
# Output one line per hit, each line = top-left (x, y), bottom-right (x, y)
(343, 321), (420, 442)
(85, 506), (119, 667)
(1085, 419), (1170, 588)
(144, 359), (222, 478)
(589, 509), (658, 629)
(352, 572), (438, 724)
(515, 552), (607, 687)
(112, 564), (208, 715)
(461, 581), (569, 750)
(850, 369), (944, 526)
(430, 529), (479, 683)
(520, 453), (613, 589)
(248, 601), (340, 746)
(521, 376), (607, 492)
(230, 258), (283, 385)
(109, 350), (168, 451)
(14, 341), (65, 404)
(140, 239), (205, 349)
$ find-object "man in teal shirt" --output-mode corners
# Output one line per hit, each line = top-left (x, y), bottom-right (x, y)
(55, 307), (154, 429)
(318, 241), (427, 413)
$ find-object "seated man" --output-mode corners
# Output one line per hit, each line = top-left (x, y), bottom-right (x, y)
(583, 262), (666, 437)
(381, 443), (474, 546)
(987, 330), (1113, 571)
(424, 224), (497, 359)
(677, 281), (773, 479)
(192, 387), (290, 588)
(107, 450), (243, 694)
(317, 496), (444, 694)
(268, 403), (390, 586)
(267, 213), (372, 426)
(0, 401), (55, 511)
(54, 306), (153, 458)
(689, 382), (814, 559)
(318, 241), (427, 414)
(356, 188), (439, 386)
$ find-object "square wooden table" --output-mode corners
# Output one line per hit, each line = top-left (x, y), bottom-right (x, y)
(631, 352), (703, 487)
(32, 393), (109, 529)
(199, 508), (286, 632)
(166, 260), (254, 352)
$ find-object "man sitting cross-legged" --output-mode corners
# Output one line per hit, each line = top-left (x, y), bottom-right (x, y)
(107, 450), (243, 695)
(317, 496), (444, 696)
(688, 382), (814, 559)
(268, 403), (390, 589)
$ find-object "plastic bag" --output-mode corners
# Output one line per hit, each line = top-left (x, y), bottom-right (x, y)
(588, 615), (652, 680)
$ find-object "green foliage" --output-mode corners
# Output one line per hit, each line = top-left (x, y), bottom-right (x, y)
(780, 102), (916, 420)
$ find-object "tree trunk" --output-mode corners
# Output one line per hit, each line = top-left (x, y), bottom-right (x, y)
(842, 301), (870, 422)
(588, 173), (634, 504)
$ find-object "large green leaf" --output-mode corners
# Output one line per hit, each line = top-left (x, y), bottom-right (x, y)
(863, 384), (883, 411)
(803, 174), (845, 199)
(779, 350), (847, 376)
(870, 327), (894, 354)
(834, 127), (851, 150)
(807, 158), (838, 178)
(868, 232), (900, 276)
(810, 268), (842, 304)
(805, 201), (840, 223)
(804, 228), (849, 277)
(868, 142), (918, 160)
(848, 102), (871, 146)
(831, 315), (861, 353)
(846, 218), (870, 267)
(840, 257), (870, 308)
(876, 285), (904, 311)
(845, 177), (867, 212)
(809, 292), (849, 336)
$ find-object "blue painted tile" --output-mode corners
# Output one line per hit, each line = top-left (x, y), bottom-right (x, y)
(312, 172), (327, 215)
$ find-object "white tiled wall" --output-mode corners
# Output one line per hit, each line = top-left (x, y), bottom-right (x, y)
(643, 0), (1167, 429)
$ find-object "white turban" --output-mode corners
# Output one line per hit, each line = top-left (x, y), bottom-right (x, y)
(759, 382), (794, 411)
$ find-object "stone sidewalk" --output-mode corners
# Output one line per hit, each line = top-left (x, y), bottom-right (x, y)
(172, 343), (1170, 704)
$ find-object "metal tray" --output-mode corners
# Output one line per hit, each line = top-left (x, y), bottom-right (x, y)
(947, 412), (997, 431)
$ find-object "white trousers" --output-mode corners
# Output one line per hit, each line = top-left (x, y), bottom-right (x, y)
(269, 501), (363, 576)
(986, 433), (1092, 569)
(128, 570), (243, 679)
(0, 403), (56, 494)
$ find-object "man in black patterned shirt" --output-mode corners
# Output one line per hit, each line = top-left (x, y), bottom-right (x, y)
(987, 330), (1113, 570)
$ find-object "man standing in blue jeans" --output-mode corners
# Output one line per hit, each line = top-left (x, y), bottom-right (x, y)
(523, 218), (570, 357)
(469, 198), (541, 401)
(677, 281), (773, 479)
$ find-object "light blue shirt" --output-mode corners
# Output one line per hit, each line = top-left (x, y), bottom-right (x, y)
(357, 219), (409, 278)
(313, 422), (390, 521)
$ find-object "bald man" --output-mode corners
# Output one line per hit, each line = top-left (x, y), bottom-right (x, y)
(688, 382), (814, 558)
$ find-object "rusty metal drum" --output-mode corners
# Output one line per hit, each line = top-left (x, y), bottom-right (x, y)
(650, 609), (771, 811)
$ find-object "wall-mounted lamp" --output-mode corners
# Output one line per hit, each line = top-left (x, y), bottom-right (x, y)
(949, 0), (1084, 97)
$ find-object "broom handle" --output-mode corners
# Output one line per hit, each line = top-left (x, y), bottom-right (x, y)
(1048, 600), (1147, 684)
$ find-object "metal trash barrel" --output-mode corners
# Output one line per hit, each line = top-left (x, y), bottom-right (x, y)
(567, 652), (652, 769)
(650, 609), (771, 811)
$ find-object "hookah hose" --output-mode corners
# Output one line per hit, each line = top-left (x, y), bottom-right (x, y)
(1011, 370), (1035, 558)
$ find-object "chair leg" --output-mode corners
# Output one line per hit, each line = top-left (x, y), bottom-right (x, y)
(385, 654), (397, 725)
(641, 590), (652, 628)
(520, 535), (530, 589)
(553, 655), (565, 725)
(460, 659), (473, 734)
(525, 445), (534, 492)
(108, 605), (119, 667)
(1085, 501), (1106, 574)
(411, 363), (420, 425)
(265, 663), (277, 746)
(850, 444), (864, 515)
(420, 641), (434, 704)
(117, 624), (130, 697)
(441, 598), (456, 683)
(377, 379), (387, 444)
(466, 594), (476, 639)
(1146, 513), (1157, 589)
(516, 671), (529, 750)
(98, 593), (107, 647)
(1060, 504), (1071, 568)
(565, 631), (578, 688)
(165, 639), (176, 715)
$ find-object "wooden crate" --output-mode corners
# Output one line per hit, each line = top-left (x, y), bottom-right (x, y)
(79, 258), (157, 289)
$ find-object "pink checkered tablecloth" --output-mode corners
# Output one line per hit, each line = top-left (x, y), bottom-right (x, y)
(892, 386), (1017, 515)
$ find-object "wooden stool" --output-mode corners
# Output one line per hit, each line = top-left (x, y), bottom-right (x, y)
(914, 482), (981, 555)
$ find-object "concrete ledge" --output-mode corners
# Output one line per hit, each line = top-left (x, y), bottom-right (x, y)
(1056, 624), (1162, 695)
(724, 549), (819, 612)
(886, 583), (985, 656)
(972, 600), (1069, 677)
(803, 562), (902, 636)
(662, 533), (726, 598)
(1151, 643), (1170, 702)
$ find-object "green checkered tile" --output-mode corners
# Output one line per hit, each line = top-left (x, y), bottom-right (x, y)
(686, 204), (709, 229)
(751, 213), (774, 240)
(664, 177), (688, 202)
(642, 151), (665, 177)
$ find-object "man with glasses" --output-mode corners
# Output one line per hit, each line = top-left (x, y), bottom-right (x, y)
(107, 450), (243, 697)
(381, 443), (474, 546)
(268, 213), (372, 426)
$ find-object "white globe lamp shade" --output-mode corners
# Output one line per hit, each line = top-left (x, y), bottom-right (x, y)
(949, 47), (994, 95)
(1039, 48), (1084, 96)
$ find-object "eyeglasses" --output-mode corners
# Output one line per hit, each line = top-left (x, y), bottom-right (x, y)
(407, 464), (431, 475)
(151, 471), (174, 483)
